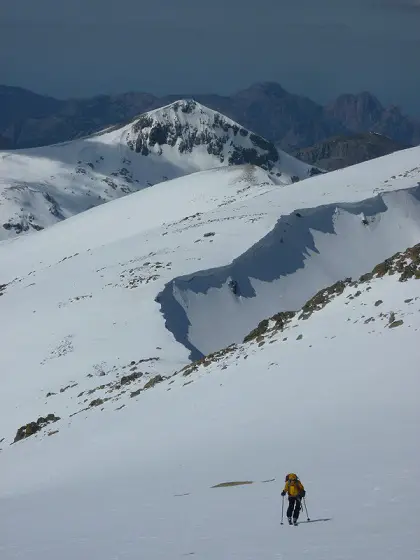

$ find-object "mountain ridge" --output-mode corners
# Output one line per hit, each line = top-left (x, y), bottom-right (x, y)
(1, 82), (419, 152)
(292, 132), (407, 171)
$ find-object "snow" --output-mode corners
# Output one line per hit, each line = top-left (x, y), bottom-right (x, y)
(0, 100), (312, 240)
(0, 144), (420, 559)
(1, 254), (419, 559)
(174, 187), (420, 356)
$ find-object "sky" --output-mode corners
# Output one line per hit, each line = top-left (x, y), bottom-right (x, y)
(1, 0), (420, 115)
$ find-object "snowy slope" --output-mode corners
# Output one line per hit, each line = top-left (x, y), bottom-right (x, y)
(1, 245), (419, 560)
(0, 146), (420, 559)
(0, 148), (420, 436)
(0, 100), (315, 240)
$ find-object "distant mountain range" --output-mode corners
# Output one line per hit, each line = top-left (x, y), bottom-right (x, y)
(1, 82), (419, 155)
(292, 132), (408, 171)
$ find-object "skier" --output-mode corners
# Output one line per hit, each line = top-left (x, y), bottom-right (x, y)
(281, 473), (306, 525)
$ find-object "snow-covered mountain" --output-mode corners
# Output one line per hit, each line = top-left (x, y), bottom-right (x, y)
(0, 99), (316, 240)
(0, 146), (420, 559)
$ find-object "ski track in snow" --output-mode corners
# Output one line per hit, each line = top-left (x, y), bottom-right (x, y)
(0, 145), (420, 559)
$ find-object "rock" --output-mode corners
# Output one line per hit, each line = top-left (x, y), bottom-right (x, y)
(180, 344), (237, 377)
(228, 279), (239, 295)
(120, 372), (143, 385)
(299, 279), (352, 320)
(144, 375), (164, 390)
(13, 413), (60, 443)
(293, 132), (406, 171)
(244, 319), (269, 342)
(89, 398), (104, 407)
(244, 311), (295, 343)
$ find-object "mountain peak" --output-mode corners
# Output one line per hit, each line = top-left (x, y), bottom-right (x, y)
(325, 91), (384, 132)
(148, 98), (201, 114)
(123, 100), (309, 178)
(0, 100), (313, 239)
(292, 131), (406, 171)
(235, 81), (288, 100)
(144, 98), (243, 125)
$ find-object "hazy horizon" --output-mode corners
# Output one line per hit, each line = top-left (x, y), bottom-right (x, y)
(1, 0), (420, 115)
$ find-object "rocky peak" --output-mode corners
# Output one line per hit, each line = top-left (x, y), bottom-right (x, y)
(292, 132), (406, 171)
(235, 82), (289, 100)
(325, 92), (384, 131)
(123, 99), (285, 175)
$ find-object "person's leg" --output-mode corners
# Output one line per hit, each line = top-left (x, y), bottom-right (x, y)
(293, 498), (302, 521)
(287, 497), (295, 520)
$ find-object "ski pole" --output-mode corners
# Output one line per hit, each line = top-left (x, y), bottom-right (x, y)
(281, 494), (285, 525)
(303, 497), (310, 521)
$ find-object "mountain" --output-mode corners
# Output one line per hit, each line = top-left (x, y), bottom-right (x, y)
(0, 85), (62, 136)
(1, 83), (420, 155)
(325, 92), (420, 146)
(200, 82), (347, 151)
(0, 85), (159, 150)
(0, 143), (419, 559)
(0, 100), (315, 239)
(324, 91), (384, 131)
(2, 83), (343, 152)
(10, 92), (158, 149)
(292, 132), (406, 171)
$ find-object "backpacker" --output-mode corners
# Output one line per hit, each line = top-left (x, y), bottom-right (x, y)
(285, 473), (304, 497)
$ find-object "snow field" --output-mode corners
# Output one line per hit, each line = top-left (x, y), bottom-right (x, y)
(0, 144), (420, 559)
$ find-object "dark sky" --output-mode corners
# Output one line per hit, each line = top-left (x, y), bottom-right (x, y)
(2, 0), (420, 114)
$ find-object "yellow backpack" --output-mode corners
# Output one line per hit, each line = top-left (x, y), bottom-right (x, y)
(285, 473), (303, 497)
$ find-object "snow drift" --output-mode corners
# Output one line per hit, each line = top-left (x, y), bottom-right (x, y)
(161, 185), (420, 358)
